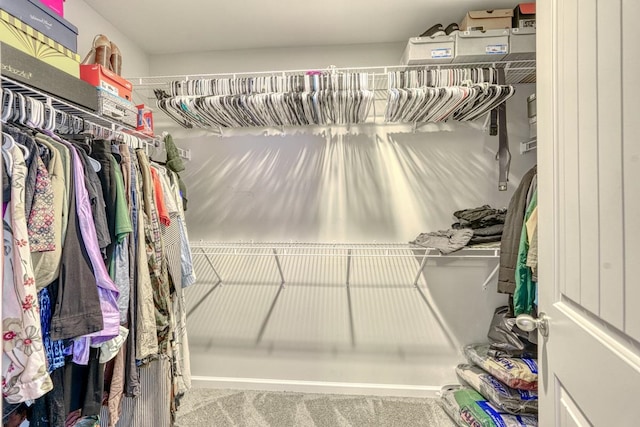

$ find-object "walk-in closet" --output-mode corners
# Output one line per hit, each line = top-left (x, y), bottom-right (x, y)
(1, 0), (639, 426)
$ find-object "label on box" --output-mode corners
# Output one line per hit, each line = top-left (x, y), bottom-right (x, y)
(486, 44), (508, 54)
(99, 80), (119, 97)
(519, 19), (536, 29)
(431, 48), (452, 59)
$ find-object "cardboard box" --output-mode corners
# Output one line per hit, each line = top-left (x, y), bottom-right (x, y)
(453, 29), (509, 63)
(136, 104), (154, 136)
(504, 28), (536, 61)
(0, 11), (79, 77)
(513, 3), (536, 29)
(460, 9), (513, 32)
(38, 0), (64, 17)
(80, 64), (133, 101)
(0, 0), (77, 51)
(0, 10), (77, 60)
(97, 88), (137, 128)
(401, 35), (455, 65)
(1, 43), (98, 111)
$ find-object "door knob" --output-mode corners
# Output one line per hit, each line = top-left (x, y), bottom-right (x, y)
(516, 312), (549, 337)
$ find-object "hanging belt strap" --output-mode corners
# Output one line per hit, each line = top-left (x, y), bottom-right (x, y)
(490, 108), (498, 136)
(496, 68), (511, 191)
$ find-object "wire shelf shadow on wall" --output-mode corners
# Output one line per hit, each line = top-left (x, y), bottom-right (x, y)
(184, 242), (500, 357)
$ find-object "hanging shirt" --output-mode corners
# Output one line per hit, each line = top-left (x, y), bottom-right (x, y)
(2, 143), (53, 404)
(63, 142), (120, 348)
(90, 140), (121, 261)
(168, 170), (196, 288)
(514, 190), (538, 316)
(108, 154), (133, 324)
(31, 136), (66, 289)
(131, 151), (159, 360)
(72, 142), (111, 252)
(4, 127), (38, 219)
(37, 287), (68, 373)
(26, 154), (55, 252)
(120, 146), (141, 396)
(112, 155), (133, 243)
(157, 167), (182, 287)
(150, 167), (170, 227)
(136, 149), (172, 355)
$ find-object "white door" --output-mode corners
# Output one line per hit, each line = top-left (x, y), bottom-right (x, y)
(537, 0), (640, 425)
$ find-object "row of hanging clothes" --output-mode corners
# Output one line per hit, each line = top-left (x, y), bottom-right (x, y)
(1, 85), (195, 427)
(154, 70), (375, 129)
(384, 67), (516, 123)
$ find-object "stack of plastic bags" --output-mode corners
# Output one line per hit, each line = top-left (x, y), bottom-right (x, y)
(439, 307), (539, 426)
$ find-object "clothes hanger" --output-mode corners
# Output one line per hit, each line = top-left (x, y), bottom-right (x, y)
(1, 88), (14, 123)
(13, 93), (27, 125)
(2, 132), (16, 174)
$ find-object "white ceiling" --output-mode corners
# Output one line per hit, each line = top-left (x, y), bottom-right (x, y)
(85, 0), (520, 55)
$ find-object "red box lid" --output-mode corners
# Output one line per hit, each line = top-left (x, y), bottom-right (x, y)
(80, 64), (132, 90)
(80, 64), (132, 100)
(518, 3), (536, 15)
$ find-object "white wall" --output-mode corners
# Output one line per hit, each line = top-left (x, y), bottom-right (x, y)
(149, 42), (405, 76)
(64, 0), (150, 77)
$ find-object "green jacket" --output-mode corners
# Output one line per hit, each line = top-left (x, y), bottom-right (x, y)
(514, 190), (537, 316)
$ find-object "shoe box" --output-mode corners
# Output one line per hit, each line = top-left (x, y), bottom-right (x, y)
(136, 104), (154, 137)
(459, 9), (513, 32)
(401, 28), (536, 65)
(1, 43), (98, 112)
(80, 64), (133, 101)
(453, 29), (510, 63)
(402, 5), (536, 66)
(513, 3), (536, 29)
(0, 9), (79, 77)
(96, 88), (138, 128)
(503, 28), (536, 62)
(401, 35), (455, 65)
(38, 0), (64, 18)
(0, 0), (77, 52)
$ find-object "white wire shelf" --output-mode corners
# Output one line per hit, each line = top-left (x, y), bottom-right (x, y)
(131, 60), (534, 136)
(191, 241), (500, 258)
(188, 241), (501, 347)
(130, 60), (536, 90)
(1, 76), (191, 161)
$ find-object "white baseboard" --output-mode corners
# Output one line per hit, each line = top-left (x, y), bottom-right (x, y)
(190, 376), (442, 398)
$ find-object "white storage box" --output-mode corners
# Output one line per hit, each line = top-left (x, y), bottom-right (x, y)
(453, 29), (509, 63)
(97, 89), (138, 128)
(401, 35), (455, 65)
(503, 28), (536, 61)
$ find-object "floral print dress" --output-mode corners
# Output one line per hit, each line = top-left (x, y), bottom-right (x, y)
(2, 143), (53, 403)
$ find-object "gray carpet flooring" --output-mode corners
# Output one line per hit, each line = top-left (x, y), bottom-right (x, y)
(175, 388), (456, 427)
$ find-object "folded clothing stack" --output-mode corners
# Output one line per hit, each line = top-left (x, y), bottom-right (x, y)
(439, 385), (537, 427)
(409, 205), (506, 254)
(410, 228), (474, 254)
(438, 343), (539, 426)
(452, 205), (507, 245)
